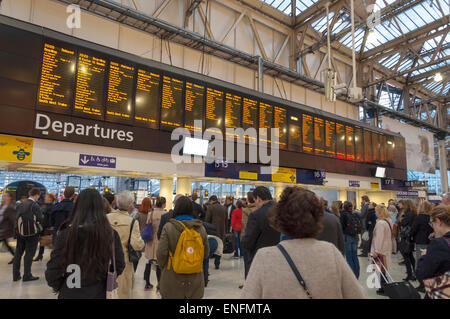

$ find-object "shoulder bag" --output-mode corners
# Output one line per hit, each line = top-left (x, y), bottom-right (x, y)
(277, 244), (312, 299)
(128, 218), (142, 263)
(106, 241), (119, 299)
(141, 212), (154, 243)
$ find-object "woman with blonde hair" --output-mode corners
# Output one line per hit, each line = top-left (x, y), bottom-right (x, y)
(371, 205), (393, 296)
(331, 201), (341, 217)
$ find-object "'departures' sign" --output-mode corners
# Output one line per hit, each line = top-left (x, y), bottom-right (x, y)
(381, 116), (435, 174)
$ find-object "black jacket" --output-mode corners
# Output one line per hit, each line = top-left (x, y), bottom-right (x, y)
(157, 210), (174, 240)
(45, 227), (125, 299)
(366, 208), (377, 233)
(359, 203), (370, 231)
(203, 222), (218, 237)
(317, 211), (345, 255)
(193, 201), (206, 221)
(0, 205), (16, 240)
(15, 199), (42, 234)
(416, 232), (450, 281)
(399, 210), (416, 240)
(410, 213), (434, 245)
(51, 199), (74, 238)
(241, 201), (280, 265)
(340, 210), (362, 236)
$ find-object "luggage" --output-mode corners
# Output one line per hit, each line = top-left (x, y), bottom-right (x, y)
(371, 256), (421, 299)
(223, 232), (235, 254)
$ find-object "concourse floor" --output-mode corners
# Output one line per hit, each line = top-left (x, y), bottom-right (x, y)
(0, 247), (424, 299)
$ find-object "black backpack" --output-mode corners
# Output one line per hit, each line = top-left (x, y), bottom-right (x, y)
(16, 201), (42, 237)
(345, 212), (362, 236)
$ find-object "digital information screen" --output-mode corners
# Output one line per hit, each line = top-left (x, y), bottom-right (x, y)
(336, 123), (345, 159)
(74, 52), (107, 117)
(288, 115), (301, 150)
(325, 119), (336, 157)
(380, 135), (387, 164)
(314, 117), (325, 155)
(345, 126), (355, 161)
(274, 106), (287, 148)
(205, 88), (224, 131)
(135, 69), (160, 129)
(371, 132), (380, 163)
(225, 93), (242, 130)
(355, 127), (364, 162)
(302, 114), (313, 153)
(259, 102), (273, 143)
(242, 97), (258, 130)
(185, 82), (204, 132)
(386, 136), (395, 164)
(161, 75), (183, 128)
(37, 43), (76, 111)
(106, 61), (134, 120)
(364, 129), (373, 162)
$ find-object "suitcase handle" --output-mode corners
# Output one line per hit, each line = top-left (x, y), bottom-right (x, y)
(370, 256), (395, 283)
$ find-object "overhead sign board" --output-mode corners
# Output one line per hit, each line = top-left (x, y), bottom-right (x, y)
(79, 154), (116, 168)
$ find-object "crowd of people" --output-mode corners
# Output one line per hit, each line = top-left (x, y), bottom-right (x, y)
(0, 186), (449, 299)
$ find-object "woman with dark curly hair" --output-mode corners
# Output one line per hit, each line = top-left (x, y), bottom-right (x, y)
(241, 187), (366, 299)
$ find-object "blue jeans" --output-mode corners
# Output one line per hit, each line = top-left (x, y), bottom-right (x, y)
(344, 234), (360, 279)
(233, 230), (242, 257)
(203, 238), (218, 284)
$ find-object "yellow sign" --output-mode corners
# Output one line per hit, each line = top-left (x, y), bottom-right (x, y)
(239, 171), (258, 180)
(272, 167), (296, 183)
(0, 134), (34, 163)
(371, 183), (380, 189)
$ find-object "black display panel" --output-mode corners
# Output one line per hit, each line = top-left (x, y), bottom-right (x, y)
(325, 119), (336, 157)
(274, 106), (287, 149)
(37, 43), (76, 113)
(371, 132), (380, 163)
(225, 93), (242, 129)
(73, 52), (107, 118)
(135, 69), (160, 129)
(288, 114), (301, 151)
(185, 81), (204, 132)
(205, 87), (224, 132)
(355, 127), (364, 162)
(336, 123), (345, 159)
(314, 117), (325, 155)
(364, 129), (373, 163)
(259, 102), (273, 143)
(302, 114), (313, 153)
(160, 75), (183, 129)
(346, 125), (355, 161)
(380, 134), (387, 164)
(105, 61), (134, 122)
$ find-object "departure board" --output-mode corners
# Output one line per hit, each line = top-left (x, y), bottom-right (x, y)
(314, 117), (325, 155)
(205, 87), (224, 131)
(336, 123), (345, 159)
(302, 114), (313, 153)
(106, 61), (134, 121)
(288, 115), (301, 151)
(185, 82), (204, 132)
(274, 106), (287, 148)
(37, 43), (76, 112)
(74, 52), (107, 117)
(135, 69), (160, 129)
(371, 132), (380, 163)
(242, 97), (258, 130)
(259, 102), (274, 143)
(380, 135), (387, 164)
(386, 136), (395, 165)
(364, 129), (373, 162)
(345, 126), (355, 161)
(355, 127), (364, 162)
(225, 93), (242, 129)
(325, 119), (336, 157)
(161, 75), (183, 128)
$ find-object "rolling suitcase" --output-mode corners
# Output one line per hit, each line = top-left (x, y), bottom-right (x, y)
(223, 232), (235, 254)
(371, 257), (421, 299)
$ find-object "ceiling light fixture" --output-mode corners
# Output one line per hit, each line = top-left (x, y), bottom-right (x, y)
(434, 72), (443, 82)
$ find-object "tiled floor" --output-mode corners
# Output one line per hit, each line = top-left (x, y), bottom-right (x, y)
(0, 247), (424, 299)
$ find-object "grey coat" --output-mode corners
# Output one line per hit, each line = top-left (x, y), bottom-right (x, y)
(317, 212), (345, 255)
(359, 203), (369, 231)
(205, 203), (228, 241)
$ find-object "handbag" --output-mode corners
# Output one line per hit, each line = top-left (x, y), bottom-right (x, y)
(106, 241), (119, 299)
(277, 244), (312, 299)
(128, 218), (142, 263)
(141, 213), (153, 243)
(423, 271), (450, 299)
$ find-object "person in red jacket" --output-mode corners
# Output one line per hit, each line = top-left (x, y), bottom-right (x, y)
(230, 200), (244, 259)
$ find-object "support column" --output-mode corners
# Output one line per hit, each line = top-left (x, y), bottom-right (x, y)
(176, 177), (192, 196)
(257, 55), (264, 92)
(160, 178), (174, 209)
(438, 139), (449, 193)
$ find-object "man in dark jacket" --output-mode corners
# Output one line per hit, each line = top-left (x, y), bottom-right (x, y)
(224, 196), (235, 230)
(358, 195), (370, 255)
(13, 188), (43, 282)
(361, 202), (377, 257)
(241, 186), (280, 276)
(205, 195), (228, 242)
(317, 197), (345, 255)
(191, 194), (206, 221)
(51, 186), (75, 245)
